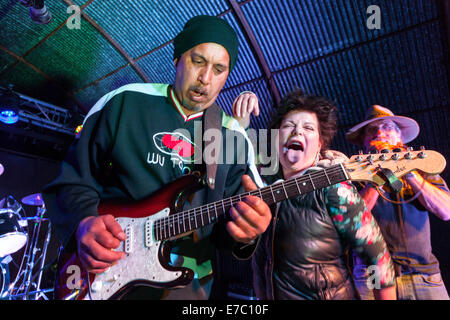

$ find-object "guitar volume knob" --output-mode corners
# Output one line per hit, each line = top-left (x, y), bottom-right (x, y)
(91, 280), (103, 292)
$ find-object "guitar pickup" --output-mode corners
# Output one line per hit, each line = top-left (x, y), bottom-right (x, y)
(124, 224), (132, 253)
(145, 219), (152, 247)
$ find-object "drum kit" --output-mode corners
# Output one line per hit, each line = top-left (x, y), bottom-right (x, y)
(0, 193), (53, 300)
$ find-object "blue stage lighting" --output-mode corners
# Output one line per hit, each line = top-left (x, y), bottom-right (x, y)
(0, 87), (21, 125)
(0, 109), (19, 124)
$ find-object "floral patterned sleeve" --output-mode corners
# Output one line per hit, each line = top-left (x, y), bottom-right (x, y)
(324, 182), (395, 288)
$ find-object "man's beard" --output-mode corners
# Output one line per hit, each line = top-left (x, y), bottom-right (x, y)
(368, 139), (405, 152)
(182, 99), (204, 112)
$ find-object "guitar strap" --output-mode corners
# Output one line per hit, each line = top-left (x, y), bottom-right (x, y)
(201, 102), (223, 190)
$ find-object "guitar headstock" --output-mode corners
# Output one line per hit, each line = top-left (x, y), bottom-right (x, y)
(344, 149), (446, 185)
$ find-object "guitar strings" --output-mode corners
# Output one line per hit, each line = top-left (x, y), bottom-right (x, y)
(159, 165), (345, 223)
(154, 164), (348, 239)
(156, 151), (427, 240)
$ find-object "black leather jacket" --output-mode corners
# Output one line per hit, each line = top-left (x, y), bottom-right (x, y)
(252, 177), (356, 300)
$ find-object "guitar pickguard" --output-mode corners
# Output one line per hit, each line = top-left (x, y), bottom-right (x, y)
(84, 208), (188, 300)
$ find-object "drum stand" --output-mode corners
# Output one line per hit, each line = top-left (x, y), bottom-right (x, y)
(7, 205), (53, 300)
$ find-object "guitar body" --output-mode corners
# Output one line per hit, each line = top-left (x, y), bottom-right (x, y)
(54, 174), (202, 300)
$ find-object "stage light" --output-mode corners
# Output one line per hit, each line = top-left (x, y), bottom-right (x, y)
(0, 87), (20, 125)
(0, 110), (19, 124)
(19, 0), (52, 25)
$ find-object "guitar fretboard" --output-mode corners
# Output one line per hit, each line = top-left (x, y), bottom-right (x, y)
(153, 164), (348, 241)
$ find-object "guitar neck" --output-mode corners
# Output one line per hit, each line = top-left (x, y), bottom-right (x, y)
(153, 164), (349, 241)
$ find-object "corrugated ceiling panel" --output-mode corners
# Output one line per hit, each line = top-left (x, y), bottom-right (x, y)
(222, 11), (263, 89)
(25, 17), (129, 90)
(0, 61), (46, 95)
(135, 43), (175, 84)
(0, 50), (16, 73)
(71, 0), (90, 6)
(74, 64), (143, 111)
(273, 20), (448, 129)
(83, 0), (230, 59)
(241, 0), (437, 73)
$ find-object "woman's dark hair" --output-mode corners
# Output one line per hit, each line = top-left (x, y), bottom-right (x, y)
(269, 88), (338, 151)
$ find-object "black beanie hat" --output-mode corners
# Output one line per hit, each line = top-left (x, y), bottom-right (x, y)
(173, 15), (239, 71)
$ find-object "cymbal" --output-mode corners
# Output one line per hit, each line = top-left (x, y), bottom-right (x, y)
(21, 193), (44, 206)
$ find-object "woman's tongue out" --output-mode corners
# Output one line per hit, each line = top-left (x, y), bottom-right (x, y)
(284, 141), (304, 164)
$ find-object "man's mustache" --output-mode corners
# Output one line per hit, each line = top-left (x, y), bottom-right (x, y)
(190, 85), (208, 96)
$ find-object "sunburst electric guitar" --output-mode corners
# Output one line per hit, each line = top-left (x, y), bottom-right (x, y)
(54, 149), (446, 300)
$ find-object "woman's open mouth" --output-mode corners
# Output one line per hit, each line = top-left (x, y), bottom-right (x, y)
(283, 140), (304, 153)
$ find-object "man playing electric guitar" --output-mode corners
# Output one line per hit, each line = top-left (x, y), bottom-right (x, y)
(43, 15), (271, 300)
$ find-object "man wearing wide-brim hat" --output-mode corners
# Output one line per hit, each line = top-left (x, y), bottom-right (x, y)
(346, 104), (450, 300)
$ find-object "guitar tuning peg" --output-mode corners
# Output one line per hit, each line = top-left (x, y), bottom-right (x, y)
(369, 149), (378, 154)
(355, 151), (364, 162)
(420, 146), (425, 151)
(407, 146), (413, 151)
(366, 155), (375, 163)
(380, 149), (390, 154)
(393, 148), (402, 153)
(418, 147), (427, 159)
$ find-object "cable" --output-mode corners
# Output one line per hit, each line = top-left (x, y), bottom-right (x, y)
(375, 183), (423, 204)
